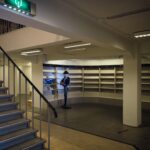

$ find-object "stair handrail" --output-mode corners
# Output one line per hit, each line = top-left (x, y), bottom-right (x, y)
(0, 46), (57, 118)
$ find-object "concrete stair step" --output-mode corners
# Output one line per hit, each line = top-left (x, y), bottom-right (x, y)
(0, 118), (30, 136)
(7, 138), (45, 150)
(0, 109), (24, 123)
(0, 94), (13, 103)
(0, 87), (8, 94)
(0, 128), (38, 149)
(0, 101), (18, 112)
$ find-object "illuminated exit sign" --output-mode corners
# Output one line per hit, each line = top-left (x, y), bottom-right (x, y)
(0, 0), (36, 16)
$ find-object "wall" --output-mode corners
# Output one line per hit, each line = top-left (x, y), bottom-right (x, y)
(45, 58), (123, 66)
(0, 63), (32, 95)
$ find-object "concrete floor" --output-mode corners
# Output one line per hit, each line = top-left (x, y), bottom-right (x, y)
(50, 124), (136, 150)
(34, 119), (136, 150)
(49, 101), (150, 150)
(27, 97), (150, 150)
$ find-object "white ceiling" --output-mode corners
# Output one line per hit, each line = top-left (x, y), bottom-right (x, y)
(43, 42), (123, 60)
(63, 0), (150, 35)
(2, 0), (150, 61)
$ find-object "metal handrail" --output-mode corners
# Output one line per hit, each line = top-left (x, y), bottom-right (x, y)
(0, 46), (57, 117)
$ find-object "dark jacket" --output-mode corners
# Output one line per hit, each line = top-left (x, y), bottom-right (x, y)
(60, 77), (70, 87)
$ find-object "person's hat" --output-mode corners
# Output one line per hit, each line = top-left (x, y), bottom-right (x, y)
(64, 70), (69, 74)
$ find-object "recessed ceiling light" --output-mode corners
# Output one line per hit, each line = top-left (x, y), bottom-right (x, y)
(64, 43), (91, 49)
(3, 4), (7, 7)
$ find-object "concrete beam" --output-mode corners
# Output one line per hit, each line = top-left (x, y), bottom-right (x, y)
(0, 0), (134, 52)
(0, 27), (69, 51)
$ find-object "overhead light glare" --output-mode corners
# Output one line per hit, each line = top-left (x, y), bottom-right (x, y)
(64, 43), (91, 49)
(66, 48), (86, 52)
(134, 31), (150, 38)
(21, 53), (28, 56)
(21, 49), (42, 56)
(8, 6), (12, 9)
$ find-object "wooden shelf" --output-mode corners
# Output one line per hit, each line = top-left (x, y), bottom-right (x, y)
(100, 70), (115, 74)
(101, 87), (114, 90)
(142, 88), (150, 91)
(116, 71), (123, 74)
(70, 76), (82, 79)
(116, 76), (123, 79)
(84, 82), (99, 84)
(142, 77), (150, 79)
(101, 82), (115, 84)
(101, 76), (114, 79)
(69, 85), (82, 88)
(43, 70), (55, 73)
(142, 83), (150, 85)
(71, 81), (82, 84)
(116, 82), (123, 84)
(43, 76), (55, 79)
(84, 76), (99, 79)
(43, 64), (150, 98)
(142, 70), (150, 73)
(84, 86), (99, 89)
(84, 70), (99, 74)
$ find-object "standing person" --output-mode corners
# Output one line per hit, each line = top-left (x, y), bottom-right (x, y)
(60, 70), (71, 109)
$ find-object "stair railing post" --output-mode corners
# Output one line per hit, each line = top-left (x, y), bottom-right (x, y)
(19, 72), (21, 109)
(39, 96), (42, 138)
(25, 79), (28, 119)
(48, 106), (51, 150)
(3, 53), (5, 87)
(32, 87), (34, 129)
(8, 59), (10, 95)
(13, 65), (16, 101)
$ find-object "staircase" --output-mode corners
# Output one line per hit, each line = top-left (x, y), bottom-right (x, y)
(0, 47), (57, 150)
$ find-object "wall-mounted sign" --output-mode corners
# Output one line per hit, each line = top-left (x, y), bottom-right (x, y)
(0, 0), (36, 16)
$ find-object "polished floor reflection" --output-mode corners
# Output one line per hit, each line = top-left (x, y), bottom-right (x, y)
(50, 124), (135, 150)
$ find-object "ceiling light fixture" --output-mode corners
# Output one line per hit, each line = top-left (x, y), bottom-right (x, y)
(64, 43), (91, 49)
(65, 48), (86, 52)
(21, 49), (42, 56)
(134, 31), (150, 38)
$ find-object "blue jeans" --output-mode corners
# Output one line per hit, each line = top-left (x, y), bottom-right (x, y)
(64, 86), (68, 106)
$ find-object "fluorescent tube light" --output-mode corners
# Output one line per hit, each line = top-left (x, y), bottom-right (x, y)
(21, 49), (42, 56)
(134, 31), (150, 38)
(64, 43), (91, 49)
(65, 48), (86, 52)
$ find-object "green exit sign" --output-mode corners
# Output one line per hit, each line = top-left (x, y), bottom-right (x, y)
(5, 0), (31, 12)
(0, 0), (36, 16)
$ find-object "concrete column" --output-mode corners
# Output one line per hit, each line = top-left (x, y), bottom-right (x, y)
(32, 56), (43, 108)
(32, 56), (43, 93)
(123, 49), (141, 127)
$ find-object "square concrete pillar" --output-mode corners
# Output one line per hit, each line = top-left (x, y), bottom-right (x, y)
(123, 50), (141, 127)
